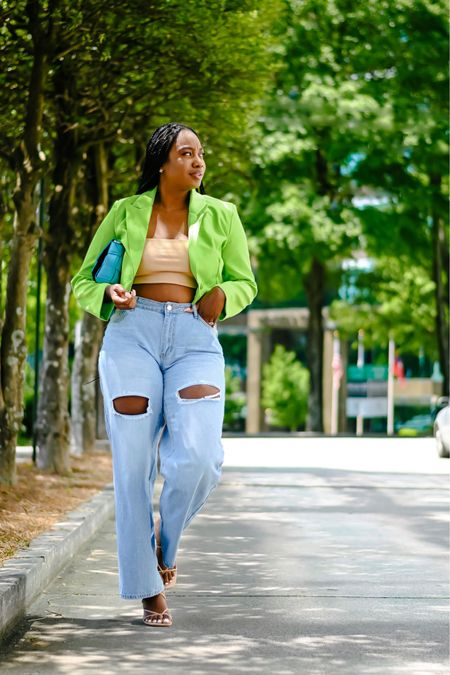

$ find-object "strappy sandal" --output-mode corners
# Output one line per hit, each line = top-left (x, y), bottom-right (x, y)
(155, 517), (177, 589)
(157, 556), (177, 589)
(142, 592), (173, 627)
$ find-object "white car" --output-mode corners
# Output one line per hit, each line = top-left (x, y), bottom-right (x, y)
(434, 404), (450, 458)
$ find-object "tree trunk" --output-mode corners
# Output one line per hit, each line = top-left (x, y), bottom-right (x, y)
(70, 142), (110, 454)
(0, 205), (39, 483)
(36, 159), (79, 471)
(36, 273), (72, 472)
(431, 197), (449, 396)
(0, 1), (53, 484)
(71, 315), (105, 454)
(36, 57), (81, 471)
(304, 257), (325, 432)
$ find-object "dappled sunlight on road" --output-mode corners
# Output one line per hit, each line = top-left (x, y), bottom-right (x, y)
(2, 606), (448, 674)
(1, 438), (448, 674)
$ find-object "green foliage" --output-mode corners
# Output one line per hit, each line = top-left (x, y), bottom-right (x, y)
(245, 1), (391, 304)
(261, 344), (309, 431)
(244, 0), (447, 374)
(223, 365), (246, 431)
(331, 256), (438, 356)
(1, 0), (282, 231)
(0, 0), (282, 357)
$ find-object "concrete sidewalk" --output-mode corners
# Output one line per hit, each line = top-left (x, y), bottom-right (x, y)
(1, 438), (449, 674)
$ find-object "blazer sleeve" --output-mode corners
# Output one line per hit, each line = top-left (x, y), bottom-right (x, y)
(70, 201), (118, 321)
(217, 204), (258, 321)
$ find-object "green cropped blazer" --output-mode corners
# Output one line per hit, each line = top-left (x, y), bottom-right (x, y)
(71, 186), (258, 322)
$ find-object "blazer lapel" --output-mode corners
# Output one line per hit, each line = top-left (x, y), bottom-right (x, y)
(186, 187), (208, 243)
(124, 186), (208, 273)
(124, 188), (156, 261)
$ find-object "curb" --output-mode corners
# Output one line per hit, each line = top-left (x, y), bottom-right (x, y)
(0, 482), (115, 645)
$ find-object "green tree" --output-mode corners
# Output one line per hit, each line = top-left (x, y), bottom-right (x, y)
(353, 0), (449, 391)
(247, 0), (448, 431)
(331, 256), (437, 356)
(0, 0), (60, 484)
(0, 0), (281, 479)
(247, 0), (389, 430)
(223, 365), (246, 430)
(262, 344), (309, 431)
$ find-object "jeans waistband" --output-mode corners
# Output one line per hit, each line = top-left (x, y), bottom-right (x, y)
(135, 296), (194, 314)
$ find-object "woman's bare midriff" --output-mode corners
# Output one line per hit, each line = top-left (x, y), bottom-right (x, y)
(132, 282), (196, 304)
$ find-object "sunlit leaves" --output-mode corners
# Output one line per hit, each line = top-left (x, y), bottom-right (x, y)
(331, 257), (437, 353)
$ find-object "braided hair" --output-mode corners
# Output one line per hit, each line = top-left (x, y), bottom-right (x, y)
(136, 122), (206, 195)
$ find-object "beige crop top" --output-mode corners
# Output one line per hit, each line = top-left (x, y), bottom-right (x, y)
(134, 238), (197, 288)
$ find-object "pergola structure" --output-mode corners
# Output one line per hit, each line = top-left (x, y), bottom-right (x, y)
(222, 307), (348, 433)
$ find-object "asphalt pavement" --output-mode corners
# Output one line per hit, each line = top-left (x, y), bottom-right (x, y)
(1, 437), (449, 674)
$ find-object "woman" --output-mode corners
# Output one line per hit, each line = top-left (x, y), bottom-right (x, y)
(71, 122), (257, 627)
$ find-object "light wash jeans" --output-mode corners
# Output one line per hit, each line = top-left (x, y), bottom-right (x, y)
(98, 296), (225, 599)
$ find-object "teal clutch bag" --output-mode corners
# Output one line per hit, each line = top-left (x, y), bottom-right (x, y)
(92, 239), (125, 284)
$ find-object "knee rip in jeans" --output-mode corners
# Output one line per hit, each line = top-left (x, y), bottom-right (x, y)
(176, 384), (221, 404)
(112, 395), (151, 416)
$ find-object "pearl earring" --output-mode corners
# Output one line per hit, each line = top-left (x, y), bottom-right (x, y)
(159, 168), (163, 173)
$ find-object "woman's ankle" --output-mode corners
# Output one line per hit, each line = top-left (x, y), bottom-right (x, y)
(142, 592), (166, 607)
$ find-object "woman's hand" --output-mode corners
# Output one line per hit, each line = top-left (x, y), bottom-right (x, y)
(195, 286), (226, 325)
(105, 284), (137, 310)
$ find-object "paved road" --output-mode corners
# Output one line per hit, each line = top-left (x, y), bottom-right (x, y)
(2, 438), (449, 674)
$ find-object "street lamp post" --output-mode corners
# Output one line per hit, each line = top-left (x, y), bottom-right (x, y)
(387, 337), (395, 436)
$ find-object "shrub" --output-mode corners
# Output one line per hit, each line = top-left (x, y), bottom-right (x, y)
(261, 344), (309, 431)
(223, 365), (246, 431)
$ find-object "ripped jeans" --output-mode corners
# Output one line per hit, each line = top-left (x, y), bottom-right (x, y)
(98, 296), (225, 599)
